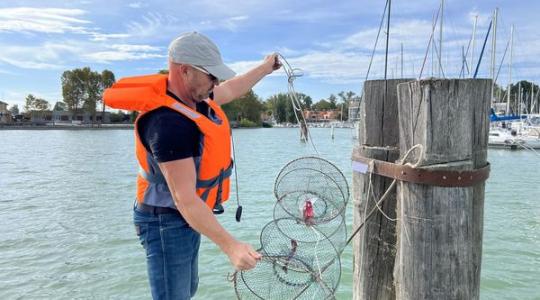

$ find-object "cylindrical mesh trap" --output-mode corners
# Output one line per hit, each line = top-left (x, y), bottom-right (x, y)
(234, 157), (349, 299)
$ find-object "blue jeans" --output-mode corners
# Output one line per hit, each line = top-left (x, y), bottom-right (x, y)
(134, 206), (201, 300)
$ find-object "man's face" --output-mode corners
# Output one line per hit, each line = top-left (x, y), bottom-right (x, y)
(186, 65), (219, 102)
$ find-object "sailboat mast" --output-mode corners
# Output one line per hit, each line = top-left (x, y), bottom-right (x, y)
(401, 43), (404, 78)
(439, 0), (444, 77)
(471, 15), (478, 76)
(518, 82), (522, 115)
(384, 0), (391, 82)
(507, 25), (513, 115)
(529, 82), (534, 114)
(491, 8), (498, 104)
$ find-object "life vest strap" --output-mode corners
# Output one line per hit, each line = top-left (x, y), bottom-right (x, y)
(140, 160), (233, 212)
(196, 160), (234, 188)
(198, 160), (234, 214)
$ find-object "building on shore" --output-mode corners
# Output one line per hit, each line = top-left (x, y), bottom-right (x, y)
(28, 110), (111, 124)
(348, 100), (361, 122)
(0, 101), (12, 124)
(303, 109), (341, 123)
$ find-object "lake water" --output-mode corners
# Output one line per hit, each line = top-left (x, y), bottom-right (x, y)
(0, 128), (538, 299)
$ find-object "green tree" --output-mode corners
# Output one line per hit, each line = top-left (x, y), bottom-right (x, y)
(158, 69), (169, 74)
(84, 69), (103, 124)
(53, 101), (66, 111)
(328, 94), (337, 109)
(24, 94), (36, 112)
(9, 104), (19, 115)
(337, 91), (358, 121)
(295, 93), (312, 109)
(61, 69), (86, 116)
(100, 69), (116, 123)
(266, 93), (289, 123)
(508, 80), (540, 114)
(62, 67), (116, 124)
(222, 90), (264, 126)
(312, 99), (333, 110)
(24, 94), (50, 112)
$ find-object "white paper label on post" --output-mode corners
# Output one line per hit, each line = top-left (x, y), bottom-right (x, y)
(352, 161), (369, 174)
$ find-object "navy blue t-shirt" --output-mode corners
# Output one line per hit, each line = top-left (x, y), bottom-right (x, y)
(137, 91), (212, 163)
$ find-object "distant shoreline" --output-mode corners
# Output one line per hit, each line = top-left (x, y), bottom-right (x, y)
(0, 124), (134, 130)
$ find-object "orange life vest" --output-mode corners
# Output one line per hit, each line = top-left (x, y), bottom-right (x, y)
(103, 74), (232, 213)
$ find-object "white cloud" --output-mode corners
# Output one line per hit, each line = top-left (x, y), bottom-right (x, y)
(125, 12), (179, 39)
(109, 44), (161, 52)
(222, 16), (249, 31)
(90, 32), (131, 42)
(0, 42), (82, 69)
(227, 14), (497, 86)
(0, 40), (164, 68)
(81, 44), (164, 63)
(82, 51), (163, 63)
(0, 7), (90, 34)
(128, 2), (145, 9)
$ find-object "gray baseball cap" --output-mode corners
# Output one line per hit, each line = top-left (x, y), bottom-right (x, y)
(168, 32), (236, 81)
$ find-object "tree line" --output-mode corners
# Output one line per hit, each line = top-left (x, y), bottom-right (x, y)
(10, 67), (116, 123)
(11, 67), (537, 126)
(9, 67), (360, 126)
(493, 81), (540, 114)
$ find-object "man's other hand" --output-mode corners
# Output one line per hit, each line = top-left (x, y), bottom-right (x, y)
(224, 240), (262, 271)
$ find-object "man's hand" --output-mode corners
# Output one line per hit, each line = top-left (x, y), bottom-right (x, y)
(262, 53), (282, 75)
(223, 240), (262, 271)
(213, 53), (282, 105)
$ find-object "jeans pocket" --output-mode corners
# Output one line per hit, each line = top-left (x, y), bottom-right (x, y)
(134, 223), (149, 249)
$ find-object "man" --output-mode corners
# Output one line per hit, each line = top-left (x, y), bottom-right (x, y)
(104, 32), (281, 299)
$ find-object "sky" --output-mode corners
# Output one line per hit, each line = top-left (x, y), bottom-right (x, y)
(1, 0), (538, 109)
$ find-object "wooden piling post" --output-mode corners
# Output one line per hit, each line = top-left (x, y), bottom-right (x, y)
(394, 79), (491, 299)
(352, 79), (411, 300)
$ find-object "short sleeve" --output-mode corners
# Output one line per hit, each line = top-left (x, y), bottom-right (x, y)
(138, 107), (201, 163)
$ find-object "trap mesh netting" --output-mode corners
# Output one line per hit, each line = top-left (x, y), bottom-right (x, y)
(233, 156), (349, 300)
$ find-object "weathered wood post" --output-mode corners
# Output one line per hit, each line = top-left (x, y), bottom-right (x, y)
(394, 79), (491, 299)
(352, 79), (412, 300)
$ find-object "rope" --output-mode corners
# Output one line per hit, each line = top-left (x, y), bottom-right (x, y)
(517, 141), (540, 156)
(346, 144), (424, 246)
(277, 53), (319, 155)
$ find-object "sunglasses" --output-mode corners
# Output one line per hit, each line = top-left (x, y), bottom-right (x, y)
(190, 65), (218, 82)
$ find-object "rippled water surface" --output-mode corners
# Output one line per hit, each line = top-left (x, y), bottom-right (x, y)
(0, 128), (538, 299)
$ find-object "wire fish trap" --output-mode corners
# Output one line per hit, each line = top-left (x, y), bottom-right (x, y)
(234, 157), (349, 299)
(274, 157), (349, 223)
(272, 205), (348, 255)
(234, 253), (340, 300)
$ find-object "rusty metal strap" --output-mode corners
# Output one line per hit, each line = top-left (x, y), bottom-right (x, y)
(352, 156), (490, 187)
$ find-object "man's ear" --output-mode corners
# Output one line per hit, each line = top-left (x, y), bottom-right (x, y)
(179, 64), (190, 76)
